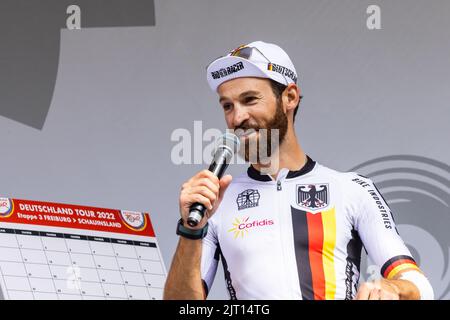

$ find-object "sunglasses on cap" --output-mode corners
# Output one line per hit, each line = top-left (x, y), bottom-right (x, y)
(207, 45), (293, 85)
(230, 45), (270, 61)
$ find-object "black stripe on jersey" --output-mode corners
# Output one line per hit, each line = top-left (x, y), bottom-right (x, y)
(202, 280), (209, 297)
(348, 229), (363, 273)
(247, 165), (272, 181)
(214, 246), (221, 260)
(286, 156), (316, 179)
(291, 206), (314, 300)
(218, 245), (237, 300)
(380, 255), (417, 277)
(345, 228), (363, 300)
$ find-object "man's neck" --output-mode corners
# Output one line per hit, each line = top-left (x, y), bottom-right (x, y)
(252, 129), (307, 180)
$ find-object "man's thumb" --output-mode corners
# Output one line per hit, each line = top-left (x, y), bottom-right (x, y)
(218, 174), (233, 201)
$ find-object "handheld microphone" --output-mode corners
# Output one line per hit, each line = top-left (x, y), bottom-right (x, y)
(187, 133), (240, 227)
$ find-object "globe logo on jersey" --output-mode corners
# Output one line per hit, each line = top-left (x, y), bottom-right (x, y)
(236, 189), (260, 210)
(120, 210), (147, 232)
(296, 184), (329, 211)
(0, 198), (14, 218)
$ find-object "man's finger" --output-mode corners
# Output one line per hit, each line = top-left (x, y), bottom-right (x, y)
(355, 283), (372, 300)
(218, 174), (233, 201)
(189, 186), (217, 205)
(196, 169), (220, 184)
(194, 178), (220, 196)
(189, 194), (213, 211)
(379, 289), (398, 300)
(368, 288), (381, 300)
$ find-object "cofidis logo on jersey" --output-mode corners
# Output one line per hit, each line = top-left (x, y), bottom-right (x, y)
(228, 217), (274, 239)
(120, 210), (147, 232)
(0, 198), (14, 218)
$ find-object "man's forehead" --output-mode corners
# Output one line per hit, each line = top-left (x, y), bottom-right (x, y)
(217, 77), (271, 100)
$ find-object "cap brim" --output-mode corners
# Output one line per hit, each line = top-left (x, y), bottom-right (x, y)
(206, 56), (270, 92)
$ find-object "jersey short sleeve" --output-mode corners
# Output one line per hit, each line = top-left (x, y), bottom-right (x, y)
(200, 219), (220, 296)
(351, 175), (420, 279)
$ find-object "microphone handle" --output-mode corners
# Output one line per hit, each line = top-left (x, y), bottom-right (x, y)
(208, 148), (231, 179)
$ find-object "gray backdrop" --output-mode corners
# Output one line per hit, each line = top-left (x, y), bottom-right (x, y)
(0, 0), (449, 299)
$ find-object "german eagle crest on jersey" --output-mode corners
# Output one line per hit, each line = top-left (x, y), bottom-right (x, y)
(296, 184), (329, 211)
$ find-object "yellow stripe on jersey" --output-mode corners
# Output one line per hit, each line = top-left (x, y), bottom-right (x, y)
(321, 207), (337, 300)
(387, 263), (420, 279)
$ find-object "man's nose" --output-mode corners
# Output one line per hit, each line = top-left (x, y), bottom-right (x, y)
(232, 105), (250, 128)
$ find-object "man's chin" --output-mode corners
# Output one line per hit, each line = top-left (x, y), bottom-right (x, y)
(242, 151), (278, 175)
(239, 148), (273, 165)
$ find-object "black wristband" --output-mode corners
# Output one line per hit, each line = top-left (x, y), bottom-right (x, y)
(176, 219), (209, 240)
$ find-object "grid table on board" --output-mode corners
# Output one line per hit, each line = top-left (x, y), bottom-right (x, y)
(0, 227), (165, 300)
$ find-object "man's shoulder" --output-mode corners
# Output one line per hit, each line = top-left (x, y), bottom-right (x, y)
(313, 162), (380, 215)
(314, 161), (376, 192)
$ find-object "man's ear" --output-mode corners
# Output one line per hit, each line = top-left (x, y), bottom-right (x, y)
(283, 83), (300, 113)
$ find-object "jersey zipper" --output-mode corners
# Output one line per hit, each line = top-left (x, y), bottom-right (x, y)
(275, 176), (292, 297)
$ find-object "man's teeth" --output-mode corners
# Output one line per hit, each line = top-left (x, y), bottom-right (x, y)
(238, 130), (258, 138)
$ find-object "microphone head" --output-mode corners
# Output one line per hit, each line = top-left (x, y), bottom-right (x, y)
(219, 132), (240, 155)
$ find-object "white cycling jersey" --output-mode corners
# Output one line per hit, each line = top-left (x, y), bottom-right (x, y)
(201, 156), (420, 300)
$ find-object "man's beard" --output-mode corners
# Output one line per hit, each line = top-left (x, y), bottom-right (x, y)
(236, 100), (288, 164)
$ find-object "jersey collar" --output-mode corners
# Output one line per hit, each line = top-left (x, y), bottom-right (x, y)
(247, 155), (316, 182)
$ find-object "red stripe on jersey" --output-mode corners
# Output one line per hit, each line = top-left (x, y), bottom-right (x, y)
(306, 212), (326, 300)
(383, 258), (417, 278)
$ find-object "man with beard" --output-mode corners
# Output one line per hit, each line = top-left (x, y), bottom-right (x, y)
(164, 41), (433, 300)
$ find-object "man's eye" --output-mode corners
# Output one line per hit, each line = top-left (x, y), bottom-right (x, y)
(223, 104), (232, 111)
(243, 96), (258, 104)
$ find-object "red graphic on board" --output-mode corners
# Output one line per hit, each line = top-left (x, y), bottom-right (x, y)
(0, 198), (155, 237)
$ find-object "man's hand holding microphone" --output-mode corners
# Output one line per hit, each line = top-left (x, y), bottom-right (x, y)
(177, 133), (240, 237)
(164, 133), (239, 300)
(179, 170), (232, 230)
